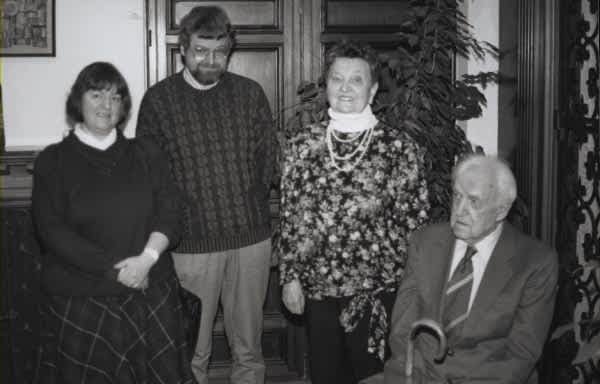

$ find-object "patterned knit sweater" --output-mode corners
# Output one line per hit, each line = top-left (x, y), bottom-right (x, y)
(136, 71), (277, 253)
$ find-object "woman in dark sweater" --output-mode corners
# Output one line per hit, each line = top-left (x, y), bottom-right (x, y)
(32, 62), (196, 384)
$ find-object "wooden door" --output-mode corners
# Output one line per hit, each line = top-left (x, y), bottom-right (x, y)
(145, 1), (413, 381)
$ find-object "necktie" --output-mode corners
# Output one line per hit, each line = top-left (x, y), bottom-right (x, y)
(442, 245), (477, 341)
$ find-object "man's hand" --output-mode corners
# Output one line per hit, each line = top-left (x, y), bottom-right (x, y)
(282, 279), (305, 314)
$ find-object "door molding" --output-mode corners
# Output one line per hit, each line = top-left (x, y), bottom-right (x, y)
(513, 0), (559, 243)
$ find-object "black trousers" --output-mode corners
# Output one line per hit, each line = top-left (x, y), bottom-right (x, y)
(305, 292), (395, 384)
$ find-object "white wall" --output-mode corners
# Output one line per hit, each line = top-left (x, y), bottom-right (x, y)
(2, 0), (146, 150)
(457, 0), (500, 155)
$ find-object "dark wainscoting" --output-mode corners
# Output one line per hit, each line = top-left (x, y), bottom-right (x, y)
(1, 151), (41, 384)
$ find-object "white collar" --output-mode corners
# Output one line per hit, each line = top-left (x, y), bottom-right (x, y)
(454, 222), (504, 263)
(472, 222), (504, 252)
(457, 222), (504, 252)
(327, 105), (379, 133)
(182, 67), (219, 90)
(74, 123), (117, 151)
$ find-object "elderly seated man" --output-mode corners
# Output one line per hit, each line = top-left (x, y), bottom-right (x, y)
(364, 154), (558, 384)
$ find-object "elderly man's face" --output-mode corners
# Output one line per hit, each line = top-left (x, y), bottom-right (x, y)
(182, 35), (230, 85)
(450, 167), (503, 244)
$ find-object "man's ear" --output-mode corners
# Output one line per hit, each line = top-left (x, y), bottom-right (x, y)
(180, 45), (186, 57)
(495, 199), (512, 222)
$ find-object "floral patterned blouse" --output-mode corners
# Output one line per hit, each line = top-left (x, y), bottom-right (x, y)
(276, 121), (430, 360)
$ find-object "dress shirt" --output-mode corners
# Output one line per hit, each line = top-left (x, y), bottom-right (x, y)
(449, 223), (504, 311)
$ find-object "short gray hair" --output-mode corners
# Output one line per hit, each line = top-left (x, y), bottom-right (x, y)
(452, 154), (517, 207)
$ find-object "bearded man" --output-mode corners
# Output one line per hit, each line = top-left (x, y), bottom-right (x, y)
(136, 6), (277, 384)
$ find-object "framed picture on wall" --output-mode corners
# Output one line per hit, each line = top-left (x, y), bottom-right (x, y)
(1, 0), (55, 57)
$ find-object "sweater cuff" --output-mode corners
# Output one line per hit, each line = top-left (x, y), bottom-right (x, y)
(152, 224), (179, 248)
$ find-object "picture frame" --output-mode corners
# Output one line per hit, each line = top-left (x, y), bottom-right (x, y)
(1, 0), (55, 57)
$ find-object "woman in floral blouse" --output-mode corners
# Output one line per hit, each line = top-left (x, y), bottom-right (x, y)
(276, 41), (430, 384)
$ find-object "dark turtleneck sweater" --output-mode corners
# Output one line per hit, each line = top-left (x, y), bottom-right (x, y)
(136, 71), (277, 253)
(32, 132), (182, 296)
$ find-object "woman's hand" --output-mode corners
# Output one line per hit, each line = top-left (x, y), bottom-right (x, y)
(114, 253), (156, 289)
(282, 279), (305, 314)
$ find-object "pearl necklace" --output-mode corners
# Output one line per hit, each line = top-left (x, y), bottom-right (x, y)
(326, 125), (375, 172)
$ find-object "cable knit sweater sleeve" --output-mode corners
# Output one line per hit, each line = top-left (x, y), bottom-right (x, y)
(136, 136), (183, 247)
(32, 145), (119, 278)
(136, 88), (167, 150)
(250, 82), (278, 199)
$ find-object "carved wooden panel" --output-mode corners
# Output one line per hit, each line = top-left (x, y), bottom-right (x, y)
(169, 0), (282, 33)
(542, 0), (600, 382)
(323, 0), (409, 32)
(227, 46), (281, 112)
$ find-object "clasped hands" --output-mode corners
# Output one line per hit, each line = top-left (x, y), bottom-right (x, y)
(114, 252), (156, 290)
(282, 279), (305, 314)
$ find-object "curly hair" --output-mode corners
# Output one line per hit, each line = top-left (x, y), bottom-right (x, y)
(323, 40), (380, 83)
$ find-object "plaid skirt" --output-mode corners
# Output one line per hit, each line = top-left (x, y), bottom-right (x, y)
(37, 275), (197, 384)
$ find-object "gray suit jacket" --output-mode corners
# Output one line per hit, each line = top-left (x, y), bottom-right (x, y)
(383, 222), (558, 384)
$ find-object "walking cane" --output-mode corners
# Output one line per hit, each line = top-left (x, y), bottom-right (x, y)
(405, 319), (447, 379)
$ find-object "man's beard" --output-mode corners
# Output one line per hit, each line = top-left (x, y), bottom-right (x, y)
(190, 65), (226, 85)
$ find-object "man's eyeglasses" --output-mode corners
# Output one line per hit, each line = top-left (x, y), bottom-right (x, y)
(192, 48), (229, 60)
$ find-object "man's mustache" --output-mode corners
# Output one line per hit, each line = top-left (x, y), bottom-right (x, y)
(196, 65), (222, 71)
